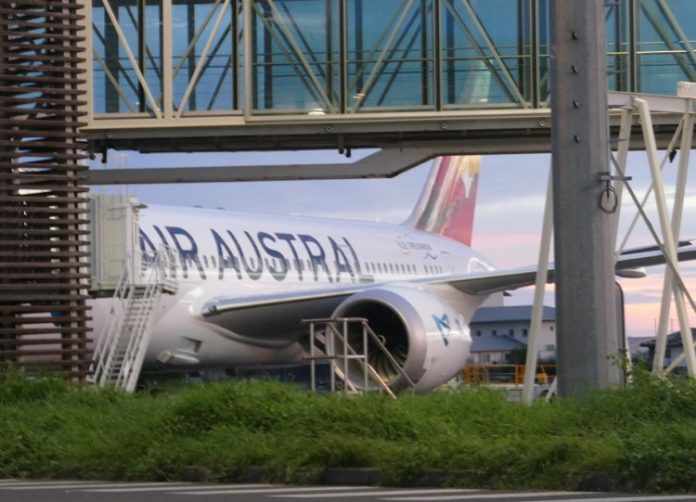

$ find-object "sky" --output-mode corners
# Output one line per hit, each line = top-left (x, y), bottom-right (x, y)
(89, 148), (696, 339)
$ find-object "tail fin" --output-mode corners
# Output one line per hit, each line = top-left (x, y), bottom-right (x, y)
(406, 155), (481, 247)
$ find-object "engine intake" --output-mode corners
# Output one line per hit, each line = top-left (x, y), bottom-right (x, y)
(332, 283), (477, 392)
(340, 300), (410, 383)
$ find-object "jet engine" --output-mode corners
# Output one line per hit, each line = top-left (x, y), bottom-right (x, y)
(331, 283), (481, 392)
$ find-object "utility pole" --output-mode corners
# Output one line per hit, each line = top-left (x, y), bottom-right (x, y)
(550, 0), (621, 395)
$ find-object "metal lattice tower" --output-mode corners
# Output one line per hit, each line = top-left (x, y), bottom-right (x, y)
(0, 0), (92, 379)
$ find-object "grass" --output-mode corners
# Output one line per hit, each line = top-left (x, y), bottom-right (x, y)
(1, 368), (695, 492)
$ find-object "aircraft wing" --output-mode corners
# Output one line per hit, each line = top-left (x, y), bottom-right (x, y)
(200, 284), (365, 338)
(200, 244), (696, 324)
(441, 243), (696, 296)
(201, 285), (363, 317)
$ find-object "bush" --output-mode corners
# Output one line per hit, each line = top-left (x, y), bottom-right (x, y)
(0, 371), (695, 491)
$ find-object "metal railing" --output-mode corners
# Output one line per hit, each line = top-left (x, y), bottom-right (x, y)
(463, 364), (556, 386)
(303, 317), (415, 399)
(89, 245), (177, 391)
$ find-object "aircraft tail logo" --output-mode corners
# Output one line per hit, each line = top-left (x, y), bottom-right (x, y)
(406, 156), (481, 247)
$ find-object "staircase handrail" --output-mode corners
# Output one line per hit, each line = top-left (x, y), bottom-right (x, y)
(303, 317), (413, 397)
(360, 321), (417, 389)
(90, 262), (132, 383)
(118, 244), (175, 391)
(324, 323), (397, 399)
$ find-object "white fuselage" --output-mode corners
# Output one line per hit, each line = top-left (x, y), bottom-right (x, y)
(92, 204), (494, 374)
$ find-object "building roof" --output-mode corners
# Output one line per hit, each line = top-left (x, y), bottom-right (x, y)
(471, 305), (556, 324)
(640, 328), (696, 348)
(471, 334), (526, 353)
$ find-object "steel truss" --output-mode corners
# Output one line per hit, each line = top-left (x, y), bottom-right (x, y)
(0, 0), (92, 379)
(521, 85), (696, 401)
(84, 0), (696, 155)
(609, 85), (696, 376)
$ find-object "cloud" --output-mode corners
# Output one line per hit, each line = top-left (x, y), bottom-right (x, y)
(477, 194), (546, 218)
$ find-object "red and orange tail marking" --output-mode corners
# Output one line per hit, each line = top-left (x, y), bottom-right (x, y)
(407, 156), (481, 247)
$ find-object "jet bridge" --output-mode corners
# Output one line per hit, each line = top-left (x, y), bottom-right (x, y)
(88, 193), (142, 294)
(84, 0), (696, 160)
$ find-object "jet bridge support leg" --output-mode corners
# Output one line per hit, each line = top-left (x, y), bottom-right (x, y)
(550, 0), (620, 396)
(608, 83), (696, 376)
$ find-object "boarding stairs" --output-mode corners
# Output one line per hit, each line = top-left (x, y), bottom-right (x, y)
(303, 318), (415, 399)
(89, 247), (177, 392)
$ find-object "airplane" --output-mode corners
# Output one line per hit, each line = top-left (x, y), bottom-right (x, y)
(91, 155), (696, 392)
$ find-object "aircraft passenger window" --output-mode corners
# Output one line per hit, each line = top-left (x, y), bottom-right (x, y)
(211, 256), (217, 268)
(400, 264), (406, 274)
(389, 264), (394, 274)
(203, 256), (209, 268)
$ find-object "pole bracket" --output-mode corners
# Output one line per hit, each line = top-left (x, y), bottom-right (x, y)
(597, 171), (632, 182)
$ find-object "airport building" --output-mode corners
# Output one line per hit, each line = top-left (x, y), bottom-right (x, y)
(468, 306), (557, 365)
(641, 329), (696, 370)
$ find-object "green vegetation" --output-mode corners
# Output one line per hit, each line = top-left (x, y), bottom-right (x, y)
(1, 369), (695, 492)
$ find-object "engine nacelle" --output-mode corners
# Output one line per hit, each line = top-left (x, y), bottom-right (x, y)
(331, 283), (482, 392)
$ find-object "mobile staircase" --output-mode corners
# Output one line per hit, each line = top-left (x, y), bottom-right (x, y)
(303, 317), (415, 399)
(89, 247), (177, 392)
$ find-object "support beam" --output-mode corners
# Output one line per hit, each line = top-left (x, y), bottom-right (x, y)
(86, 146), (458, 184)
(550, 0), (619, 395)
(522, 166), (553, 405)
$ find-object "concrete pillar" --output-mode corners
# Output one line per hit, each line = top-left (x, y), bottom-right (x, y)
(550, 0), (620, 395)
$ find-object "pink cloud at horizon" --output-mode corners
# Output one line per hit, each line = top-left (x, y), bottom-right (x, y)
(473, 232), (542, 267)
